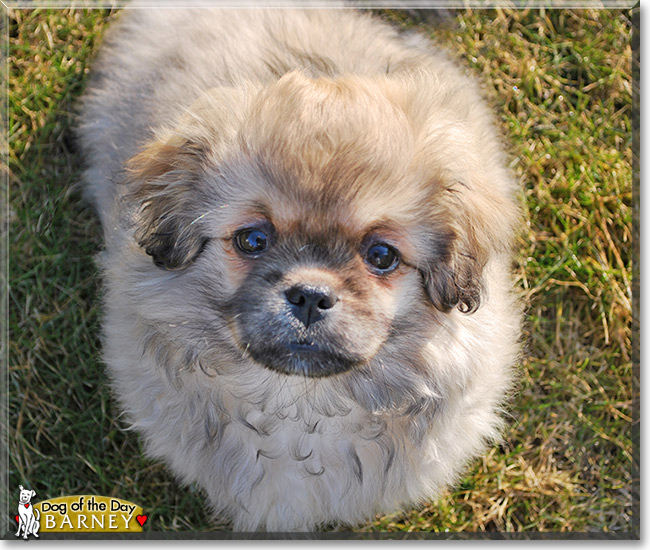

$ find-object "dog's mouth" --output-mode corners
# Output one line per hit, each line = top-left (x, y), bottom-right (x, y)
(288, 340), (320, 352)
(241, 337), (362, 377)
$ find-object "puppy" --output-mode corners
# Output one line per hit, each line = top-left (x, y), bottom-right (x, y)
(79, 6), (522, 532)
(16, 486), (40, 539)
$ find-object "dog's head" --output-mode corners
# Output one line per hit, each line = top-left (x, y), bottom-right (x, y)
(18, 486), (35, 505)
(121, 70), (518, 378)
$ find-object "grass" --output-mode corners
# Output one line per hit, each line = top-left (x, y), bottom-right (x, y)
(5, 6), (637, 538)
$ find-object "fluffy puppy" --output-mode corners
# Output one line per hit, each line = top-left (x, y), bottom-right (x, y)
(79, 6), (522, 532)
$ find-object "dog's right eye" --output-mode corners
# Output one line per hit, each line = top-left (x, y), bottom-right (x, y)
(234, 228), (269, 256)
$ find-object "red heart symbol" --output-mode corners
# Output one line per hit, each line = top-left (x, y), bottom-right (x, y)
(136, 515), (147, 527)
(24, 504), (30, 508)
(15, 515), (19, 523)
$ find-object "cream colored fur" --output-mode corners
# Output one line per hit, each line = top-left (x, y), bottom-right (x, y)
(79, 5), (522, 532)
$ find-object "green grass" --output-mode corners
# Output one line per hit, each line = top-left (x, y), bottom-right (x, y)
(6, 6), (637, 537)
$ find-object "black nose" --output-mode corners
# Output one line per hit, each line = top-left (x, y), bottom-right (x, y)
(284, 284), (338, 328)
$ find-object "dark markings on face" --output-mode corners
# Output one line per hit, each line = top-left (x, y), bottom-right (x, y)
(225, 223), (394, 377)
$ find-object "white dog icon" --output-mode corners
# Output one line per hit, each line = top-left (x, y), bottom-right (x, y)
(15, 485), (40, 539)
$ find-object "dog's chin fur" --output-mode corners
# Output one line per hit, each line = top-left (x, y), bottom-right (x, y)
(79, 5), (523, 532)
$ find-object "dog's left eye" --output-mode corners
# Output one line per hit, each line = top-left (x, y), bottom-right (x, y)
(364, 243), (400, 273)
(234, 228), (270, 255)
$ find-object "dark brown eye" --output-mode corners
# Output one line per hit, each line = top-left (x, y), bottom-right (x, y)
(365, 243), (400, 273)
(234, 228), (269, 255)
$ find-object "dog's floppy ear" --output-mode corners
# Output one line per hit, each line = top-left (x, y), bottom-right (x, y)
(419, 221), (485, 314)
(391, 70), (520, 315)
(30, 490), (36, 498)
(124, 137), (210, 270)
(122, 87), (251, 270)
(419, 179), (519, 315)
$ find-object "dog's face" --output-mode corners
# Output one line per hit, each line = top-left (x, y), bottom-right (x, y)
(18, 486), (35, 505)
(220, 212), (423, 377)
(122, 71), (517, 379)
